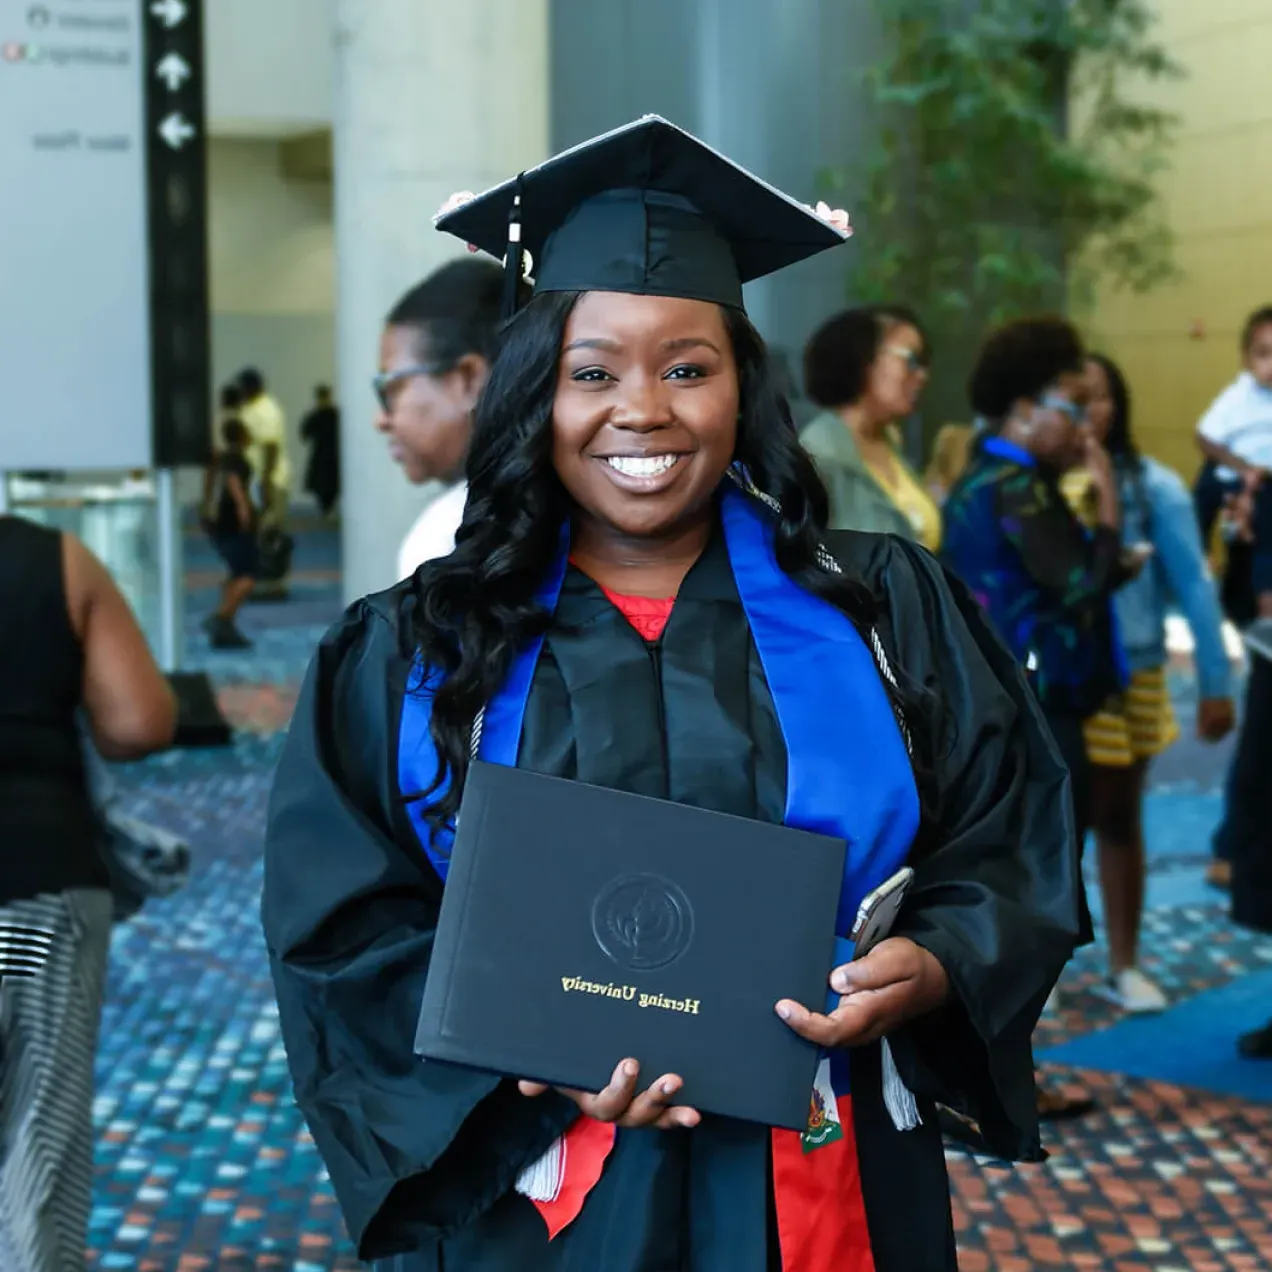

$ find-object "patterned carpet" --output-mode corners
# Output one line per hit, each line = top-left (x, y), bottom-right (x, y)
(84, 523), (1272, 1270)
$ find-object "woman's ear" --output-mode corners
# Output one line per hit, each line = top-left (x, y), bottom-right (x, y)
(1007, 397), (1037, 434)
(455, 353), (492, 411)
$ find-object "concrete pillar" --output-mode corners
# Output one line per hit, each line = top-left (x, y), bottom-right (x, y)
(334, 1), (549, 604)
(549, 0), (882, 423)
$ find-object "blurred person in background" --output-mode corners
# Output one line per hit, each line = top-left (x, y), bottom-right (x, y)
(799, 305), (939, 548)
(1227, 632), (1272, 1058)
(237, 368), (292, 600)
(218, 380), (243, 431)
(942, 317), (1134, 1117)
(200, 418), (259, 650)
(1063, 353), (1235, 1013)
(1193, 306), (1272, 629)
(301, 385), (341, 519)
(1185, 308), (1272, 890)
(923, 423), (974, 506)
(0, 514), (176, 1271)
(1194, 305), (1272, 534)
(375, 257), (528, 578)
(944, 319), (1132, 847)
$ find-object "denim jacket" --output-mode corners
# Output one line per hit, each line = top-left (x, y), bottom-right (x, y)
(1116, 457), (1232, 700)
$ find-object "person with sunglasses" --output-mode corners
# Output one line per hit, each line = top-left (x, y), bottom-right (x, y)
(799, 305), (940, 548)
(375, 258), (530, 579)
(942, 317), (1136, 1120)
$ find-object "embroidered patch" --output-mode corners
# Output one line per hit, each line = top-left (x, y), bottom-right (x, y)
(800, 1057), (844, 1153)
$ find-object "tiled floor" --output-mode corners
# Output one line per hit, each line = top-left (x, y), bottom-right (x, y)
(84, 525), (1272, 1270)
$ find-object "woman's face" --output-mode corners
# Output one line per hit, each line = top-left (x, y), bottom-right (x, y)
(374, 324), (487, 485)
(1083, 358), (1114, 446)
(552, 292), (740, 541)
(863, 322), (928, 422)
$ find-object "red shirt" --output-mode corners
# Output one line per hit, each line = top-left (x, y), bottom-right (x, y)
(597, 585), (676, 642)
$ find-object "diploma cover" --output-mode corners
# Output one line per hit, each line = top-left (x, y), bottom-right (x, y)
(415, 761), (846, 1131)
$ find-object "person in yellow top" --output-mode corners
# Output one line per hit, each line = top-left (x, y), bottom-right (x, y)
(924, 423), (975, 506)
(237, 368), (291, 521)
(798, 305), (942, 550)
(237, 367), (293, 598)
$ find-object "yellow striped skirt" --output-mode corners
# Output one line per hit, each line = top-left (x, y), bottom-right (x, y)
(1083, 667), (1180, 768)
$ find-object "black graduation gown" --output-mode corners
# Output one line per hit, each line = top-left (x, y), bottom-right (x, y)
(1230, 654), (1272, 934)
(262, 529), (1081, 1271)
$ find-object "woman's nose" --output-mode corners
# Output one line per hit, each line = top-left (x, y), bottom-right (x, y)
(612, 377), (674, 428)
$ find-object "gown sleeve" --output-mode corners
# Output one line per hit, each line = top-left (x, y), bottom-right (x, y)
(261, 594), (578, 1261)
(836, 534), (1084, 1161)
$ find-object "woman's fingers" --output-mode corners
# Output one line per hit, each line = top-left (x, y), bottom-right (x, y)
(517, 1059), (636, 1113)
(577, 1059), (642, 1122)
(650, 1103), (702, 1130)
(518, 1061), (701, 1128)
(776, 995), (882, 1049)
(617, 1072), (700, 1129)
(435, 190), (476, 219)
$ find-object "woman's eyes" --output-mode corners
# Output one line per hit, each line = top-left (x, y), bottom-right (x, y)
(567, 364), (708, 384)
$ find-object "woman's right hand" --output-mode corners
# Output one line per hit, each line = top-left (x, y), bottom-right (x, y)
(1083, 434), (1116, 493)
(519, 1059), (701, 1130)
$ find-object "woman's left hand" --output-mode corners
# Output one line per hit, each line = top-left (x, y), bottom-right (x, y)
(775, 937), (950, 1049)
(1197, 696), (1236, 742)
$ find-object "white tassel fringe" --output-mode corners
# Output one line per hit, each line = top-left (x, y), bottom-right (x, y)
(881, 1038), (921, 1131)
(515, 1135), (566, 1203)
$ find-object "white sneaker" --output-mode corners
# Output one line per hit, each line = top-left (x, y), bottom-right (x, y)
(1095, 967), (1168, 1014)
(1244, 617), (1272, 665)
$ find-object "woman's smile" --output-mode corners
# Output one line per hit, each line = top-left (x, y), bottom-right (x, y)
(597, 452), (689, 492)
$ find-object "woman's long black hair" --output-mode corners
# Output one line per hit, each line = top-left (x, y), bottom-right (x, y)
(1087, 352), (1138, 470)
(1088, 351), (1148, 524)
(410, 292), (926, 832)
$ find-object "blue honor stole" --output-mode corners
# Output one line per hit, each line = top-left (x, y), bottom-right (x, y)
(399, 486), (921, 1097)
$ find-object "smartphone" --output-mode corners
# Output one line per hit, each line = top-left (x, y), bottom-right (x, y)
(850, 867), (915, 959)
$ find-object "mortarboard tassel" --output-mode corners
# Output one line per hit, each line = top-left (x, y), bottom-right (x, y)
(501, 180), (525, 320)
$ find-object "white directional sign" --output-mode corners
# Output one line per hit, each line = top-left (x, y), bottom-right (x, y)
(150, 0), (186, 31)
(155, 50), (189, 91)
(0, 0), (153, 468)
(158, 109), (194, 149)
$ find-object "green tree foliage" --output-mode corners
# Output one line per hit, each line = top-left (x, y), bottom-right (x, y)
(840, 0), (1182, 329)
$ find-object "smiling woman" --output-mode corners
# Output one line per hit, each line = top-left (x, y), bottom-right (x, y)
(553, 295), (741, 583)
(262, 117), (1083, 1272)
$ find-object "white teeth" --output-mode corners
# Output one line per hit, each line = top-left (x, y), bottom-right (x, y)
(605, 455), (680, 478)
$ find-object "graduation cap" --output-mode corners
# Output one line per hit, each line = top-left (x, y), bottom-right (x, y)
(434, 115), (851, 316)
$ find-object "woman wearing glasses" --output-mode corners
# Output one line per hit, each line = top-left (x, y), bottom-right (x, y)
(799, 306), (940, 548)
(941, 316), (1133, 1121)
(375, 258), (530, 579)
(943, 318), (1134, 862)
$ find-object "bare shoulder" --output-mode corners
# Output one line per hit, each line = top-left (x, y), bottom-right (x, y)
(58, 531), (107, 640)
